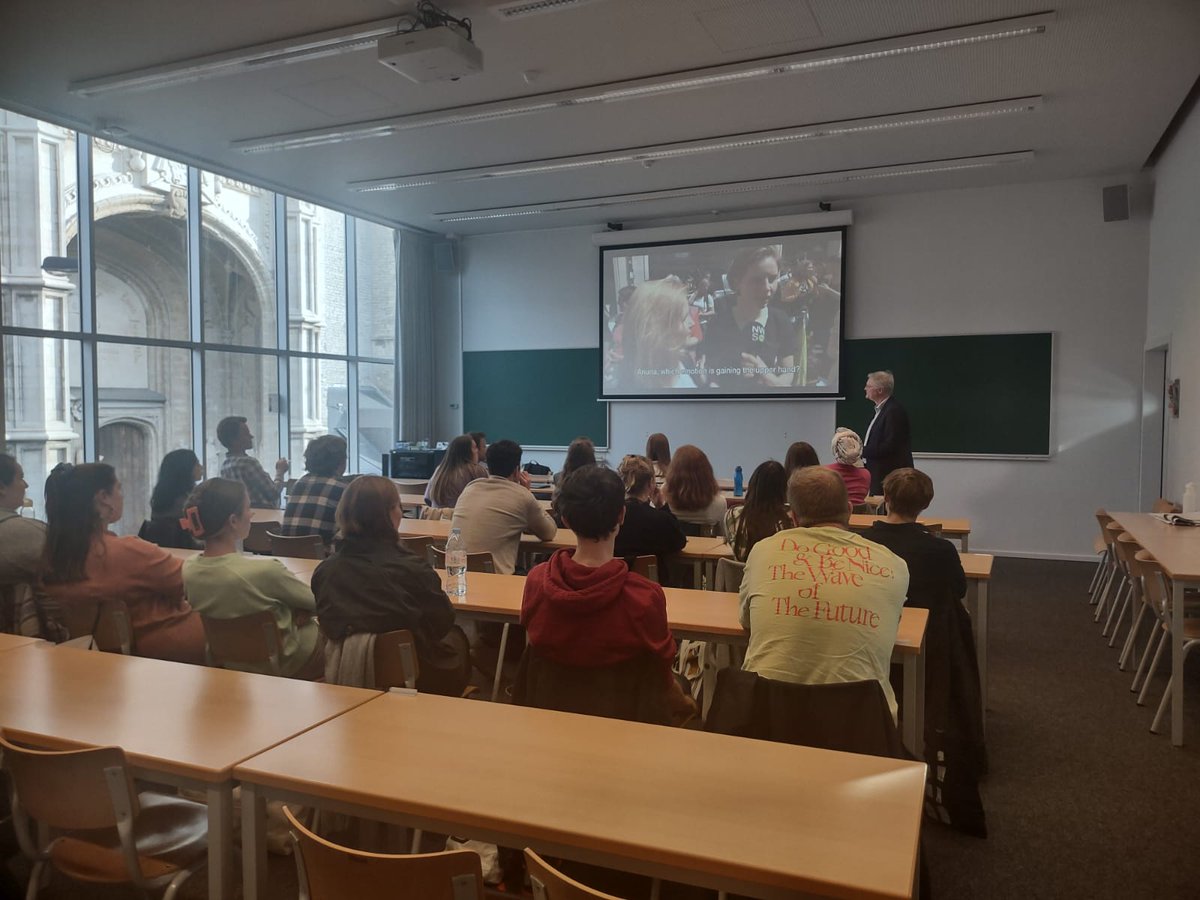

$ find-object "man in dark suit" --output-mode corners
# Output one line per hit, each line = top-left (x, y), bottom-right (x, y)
(862, 370), (913, 494)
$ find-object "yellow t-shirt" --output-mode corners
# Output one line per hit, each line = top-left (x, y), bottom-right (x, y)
(740, 526), (909, 719)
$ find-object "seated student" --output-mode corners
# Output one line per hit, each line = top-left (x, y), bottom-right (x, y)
(784, 440), (820, 477)
(451, 440), (557, 575)
(469, 432), (488, 470)
(521, 465), (695, 721)
(645, 432), (672, 480)
(425, 434), (488, 509)
(281, 434), (348, 547)
(312, 476), (469, 696)
(824, 428), (872, 506)
(138, 449), (202, 549)
(740, 467), (909, 720)
(724, 460), (791, 562)
(217, 415), (289, 509)
(0, 454), (46, 632)
(862, 468), (986, 836)
(661, 444), (726, 530)
(180, 478), (323, 679)
(612, 455), (686, 570)
(40, 463), (206, 664)
(551, 436), (596, 501)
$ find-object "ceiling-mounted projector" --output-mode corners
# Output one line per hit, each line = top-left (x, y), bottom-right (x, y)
(377, 25), (483, 82)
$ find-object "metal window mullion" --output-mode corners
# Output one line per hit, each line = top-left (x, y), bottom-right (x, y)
(187, 166), (204, 461)
(76, 134), (98, 461)
(345, 216), (359, 469)
(274, 194), (290, 464)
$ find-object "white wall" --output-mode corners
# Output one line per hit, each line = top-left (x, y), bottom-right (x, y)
(435, 176), (1151, 558)
(1146, 96), (1200, 502)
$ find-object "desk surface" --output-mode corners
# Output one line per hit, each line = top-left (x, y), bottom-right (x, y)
(236, 691), (925, 900)
(0, 644), (376, 783)
(0, 634), (40, 652)
(1108, 512), (1200, 580)
(250, 509), (284, 525)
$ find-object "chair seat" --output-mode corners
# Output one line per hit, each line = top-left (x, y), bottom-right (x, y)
(50, 792), (208, 884)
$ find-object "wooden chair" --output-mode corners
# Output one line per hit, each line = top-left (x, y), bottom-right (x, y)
(283, 805), (484, 900)
(1102, 524), (1137, 638)
(1109, 533), (1144, 651)
(419, 506), (454, 521)
(374, 629), (418, 691)
(1095, 520), (1127, 625)
(427, 545), (496, 573)
(679, 521), (718, 537)
(267, 531), (325, 559)
(200, 610), (282, 675)
(243, 520), (274, 554)
(525, 848), (621, 899)
(58, 597), (134, 655)
(0, 734), (208, 900)
(923, 522), (944, 537)
(1131, 551), (1168, 696)
(1090, 512), (1120, 612)
(628, 555), (658, 583)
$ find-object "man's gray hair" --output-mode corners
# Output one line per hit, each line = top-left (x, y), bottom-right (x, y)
(868, 370), (895, 397)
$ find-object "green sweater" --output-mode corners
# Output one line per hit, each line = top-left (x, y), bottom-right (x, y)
(182, 553), (318, 677)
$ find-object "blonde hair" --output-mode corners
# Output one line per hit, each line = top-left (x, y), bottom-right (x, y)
(621, 278), (690, 388)
(619, 454), (655, 496)
(786, 467), (849, 527)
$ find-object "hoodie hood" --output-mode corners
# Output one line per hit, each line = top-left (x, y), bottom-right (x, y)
(538, 548), (630, 610)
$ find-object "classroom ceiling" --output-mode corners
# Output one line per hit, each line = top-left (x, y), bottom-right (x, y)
(1, 0), (1198, 235)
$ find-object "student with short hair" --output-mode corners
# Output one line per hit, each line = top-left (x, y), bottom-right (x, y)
(312, 476), (469, 696)
(216, 415), (289, 509)
(451, 440), (556, 575)
(181, 478), (324, 680)
(521, 465), (695, 720)
(281, 434), (348, 546)
(40, 463), (206, 664)
(613, 455), (686, 570)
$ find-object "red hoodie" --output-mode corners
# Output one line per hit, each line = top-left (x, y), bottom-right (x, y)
(521, 549), (676, 675)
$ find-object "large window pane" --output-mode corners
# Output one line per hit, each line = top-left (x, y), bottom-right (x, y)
(3, 334), (83, 517)
(357, 362), (395, 475)
(0, 111), (80, 331)
(289, 358), (348, 466)
(97, 343), (193, 536)
(204, 351), (280, 487)
(286, 200), (346, 356)
(201, 171), (277, 347)
(93, 140), (188, 340)
(355, 220), (397, 360)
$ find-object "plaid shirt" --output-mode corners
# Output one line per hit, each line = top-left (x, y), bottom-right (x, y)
(281, 475), (346, 545)
(220, 453), (283, 509)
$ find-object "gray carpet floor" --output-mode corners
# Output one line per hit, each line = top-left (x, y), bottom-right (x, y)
(12, 556), (1200, 899)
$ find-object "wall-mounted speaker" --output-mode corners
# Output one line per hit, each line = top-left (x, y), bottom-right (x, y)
(1102, 184), (1130, 222)
(433, 240), (458, 273)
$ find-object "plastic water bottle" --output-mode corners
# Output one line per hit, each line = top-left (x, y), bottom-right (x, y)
(1184, 483), (1198, 517)
(733, 466), (744, 498)
(445, 527), (467, 600)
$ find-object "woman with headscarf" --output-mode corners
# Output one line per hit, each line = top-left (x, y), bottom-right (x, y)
(824, 427), (871, 505)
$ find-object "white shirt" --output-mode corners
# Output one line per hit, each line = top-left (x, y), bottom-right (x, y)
(862, 397), (888, 451)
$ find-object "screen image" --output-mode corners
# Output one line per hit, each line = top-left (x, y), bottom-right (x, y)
(600, 227), (844, 400)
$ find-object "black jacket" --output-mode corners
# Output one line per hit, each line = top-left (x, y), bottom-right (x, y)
(613, 498), (687, 570)
(312, 535), (457, 668)
(863, 396), (914, 493)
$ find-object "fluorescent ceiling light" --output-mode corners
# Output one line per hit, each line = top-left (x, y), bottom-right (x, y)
(349, 97), (1041, 192)
(435, 152), (1035, 222)
(489, 0), (609, 20)
(69, 16), (404, 96)
(234, 11), (1055, 153)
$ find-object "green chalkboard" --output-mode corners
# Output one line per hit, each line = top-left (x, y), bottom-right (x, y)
(835, 333), (1053, 456)
(463, 349), (609, 448)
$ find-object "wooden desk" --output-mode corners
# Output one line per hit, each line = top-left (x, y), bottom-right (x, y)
(0, 633), (40, 652)
(0, 643), (376, 900)
(1108, 512), (1200, 746)
(960, 553), (994, 720)
(237, 692), (926, 900)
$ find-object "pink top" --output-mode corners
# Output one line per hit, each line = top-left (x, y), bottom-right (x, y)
(826, 462), (872, 505)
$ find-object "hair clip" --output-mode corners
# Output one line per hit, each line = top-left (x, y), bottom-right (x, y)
(180, 506), (205, 537)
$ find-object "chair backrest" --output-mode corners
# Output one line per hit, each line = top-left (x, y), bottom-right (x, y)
(201, 610), (282, 674)
(679, 520), (717, 537)
(283, 806), (484, 900)
(714, 558), (746, 593)
(243, 520), (274, 554)
(1135, 550), (1168, 610)
(525, 849), (620, 899)
(58, 597), (133, 655)
(923, 521), (944, 537)
(628, 555), (658, 583)
(1096, 512), (1117, 546)
(420, 507), (454, 521)
(267, 531), (325, 560)
(512, 647), (670, 726)
(427, 545), (496, 573)
(0, 734), (134, 831)
(1152, 497), (1179, 514)
(374, 629), (419, 690)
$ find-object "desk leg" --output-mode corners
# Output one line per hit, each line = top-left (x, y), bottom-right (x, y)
(241, 782), (268, 900)
(960, 534), (969, 552)
(902, 650), (924, 758)
(206, 782), (234, 900)
(492, 623), (511, 702)
(1172, 580), (1185, 747)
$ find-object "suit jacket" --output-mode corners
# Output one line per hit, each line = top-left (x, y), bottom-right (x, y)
(863, 396), (913, 493)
